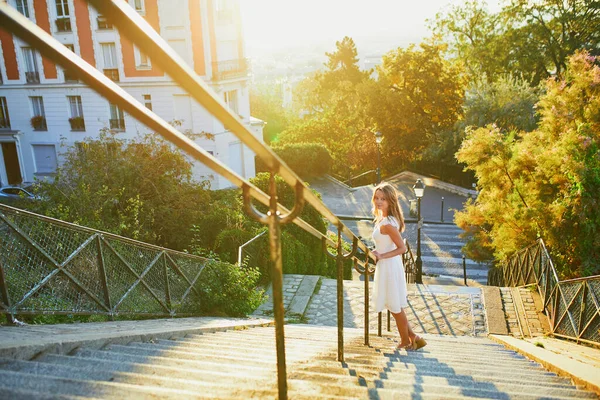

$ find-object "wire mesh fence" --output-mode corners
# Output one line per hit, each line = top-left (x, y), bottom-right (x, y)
(0, 204), (208, 321)
(488, 239), (600, 346)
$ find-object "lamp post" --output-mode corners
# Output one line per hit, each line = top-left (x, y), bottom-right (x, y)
(413, 179), (425, 284)
(374, 131), (383, 184)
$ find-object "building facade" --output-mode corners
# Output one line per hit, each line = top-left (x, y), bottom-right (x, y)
(0, 0), (262, 190)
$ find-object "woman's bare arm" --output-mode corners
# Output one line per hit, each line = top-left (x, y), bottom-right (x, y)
(373, 224), (407, 261)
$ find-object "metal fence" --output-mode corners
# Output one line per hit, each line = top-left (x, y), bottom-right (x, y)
(0, 204), (208, 320)
(488, 239), (600, 346)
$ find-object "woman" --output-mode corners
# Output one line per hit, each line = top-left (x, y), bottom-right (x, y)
(371, 182), (426, 351)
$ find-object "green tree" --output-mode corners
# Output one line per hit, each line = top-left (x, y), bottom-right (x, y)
(463, 74), (542, 133)
(433, 0), (600, 85)
(250, 82), (297, 143)
(456, 51), (600, 278)
(371, 41), (466, 170)
(30, 130), (211, 251)
(279, 37), (376, 178)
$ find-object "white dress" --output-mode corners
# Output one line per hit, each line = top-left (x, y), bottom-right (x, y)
(372, 216), (408, 313)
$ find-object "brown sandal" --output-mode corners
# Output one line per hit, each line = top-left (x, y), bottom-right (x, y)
(397, 342), (416, 351)
(413, 336), (427, 350)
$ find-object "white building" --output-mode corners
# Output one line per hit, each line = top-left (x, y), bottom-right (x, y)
(0, 0), (263, 190)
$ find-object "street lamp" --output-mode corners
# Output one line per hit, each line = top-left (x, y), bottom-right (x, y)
(374, 131), (383, 184)
(413, 179), (425, 284)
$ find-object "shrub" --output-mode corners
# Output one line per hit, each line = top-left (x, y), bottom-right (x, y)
(196, 260), (264, 317)
(256, 143), (333, 178)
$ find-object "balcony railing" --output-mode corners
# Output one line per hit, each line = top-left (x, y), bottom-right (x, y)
(109, 118), (125, 130)
(63, 69), (78, 82)
(97, 15), (112, 30)
(103, 68), (119, 81)
(55, 17), (71, 32)
(69, 116), (85, 131)
(212, 59), (248, 81)
(25, 71), (39, 83)
(0, 118), (10, 129)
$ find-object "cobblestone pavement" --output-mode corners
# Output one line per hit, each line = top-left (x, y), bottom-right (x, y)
(500, 286), (549, 338)
(303, 278), (487, 337)
(254, 275), (304, 316)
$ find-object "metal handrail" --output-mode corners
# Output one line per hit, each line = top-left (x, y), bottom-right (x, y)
(237, 230), (267, 266)
(0, 4), (379, 398)
(489, 238), (600, 346)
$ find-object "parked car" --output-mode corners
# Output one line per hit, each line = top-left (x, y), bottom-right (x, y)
(0, 186), (38, 205)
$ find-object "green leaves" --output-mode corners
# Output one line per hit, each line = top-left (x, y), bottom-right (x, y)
(456, 51), (600, 278)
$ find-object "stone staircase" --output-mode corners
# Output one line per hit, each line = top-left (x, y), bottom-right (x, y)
(418, 223), (489, 284)
(0, 324), (595, 399)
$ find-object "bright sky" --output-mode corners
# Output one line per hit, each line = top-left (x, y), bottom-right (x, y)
(240, 0), (503, 56)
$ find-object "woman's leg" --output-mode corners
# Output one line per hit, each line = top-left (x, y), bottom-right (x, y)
(391, 310), (411, 347)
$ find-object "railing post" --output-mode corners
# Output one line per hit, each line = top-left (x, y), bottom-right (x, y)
(96, 234), (113, 321)
(242, 177), (305, 400)
(387, 310), (391, 332)
(323, 232), (357, 362)
(163, 252), (173, 315)
(463, 255), (467, 286)
(0, 257), (15, 325)
(336, 227), (344, 361)
(577, 282), (587, 342)
(441, 197), (444, 223)
(362, 258), (370, 346)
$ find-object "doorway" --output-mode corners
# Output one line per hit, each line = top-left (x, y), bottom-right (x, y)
(1, 142), (22, 185)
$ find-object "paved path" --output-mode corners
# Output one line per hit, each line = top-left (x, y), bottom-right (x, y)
(255, 274), (486, 337)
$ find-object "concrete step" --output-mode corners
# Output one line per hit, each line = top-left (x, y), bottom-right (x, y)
(423, 265), (489, 278)
(39, 354), (272, 382)
(71, 348), (274, 373)
(0, 322), (594, 399)
(373, 378), (595, 400)
(157, 334), (543, 361)
(423, 240), (464, 247)
(0, 387), (86, 400)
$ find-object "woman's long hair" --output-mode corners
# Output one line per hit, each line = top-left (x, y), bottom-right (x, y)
(371, 182), (405, 232)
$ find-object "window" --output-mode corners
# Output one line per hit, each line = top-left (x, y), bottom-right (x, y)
(143, 94), (152, 111)
(55, 0), (71, 31)
(55, 0), (70, 17)
(22, 47), (40, 83)
(101, 43), (119, 81)
(15, 0), (29, 18)
(134, 46), (151, 69)
(68, 96), (85, 131)
(109, 103), (125, 130)
(133, 0), (145, 14)
(97, 13), (112, 30)
(223, 90), (238, 115)
(0, 97), (10, 129)
(30, 96), (47, 131)
(101, 43), (118, 68)
(32, 144), (58, 174)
